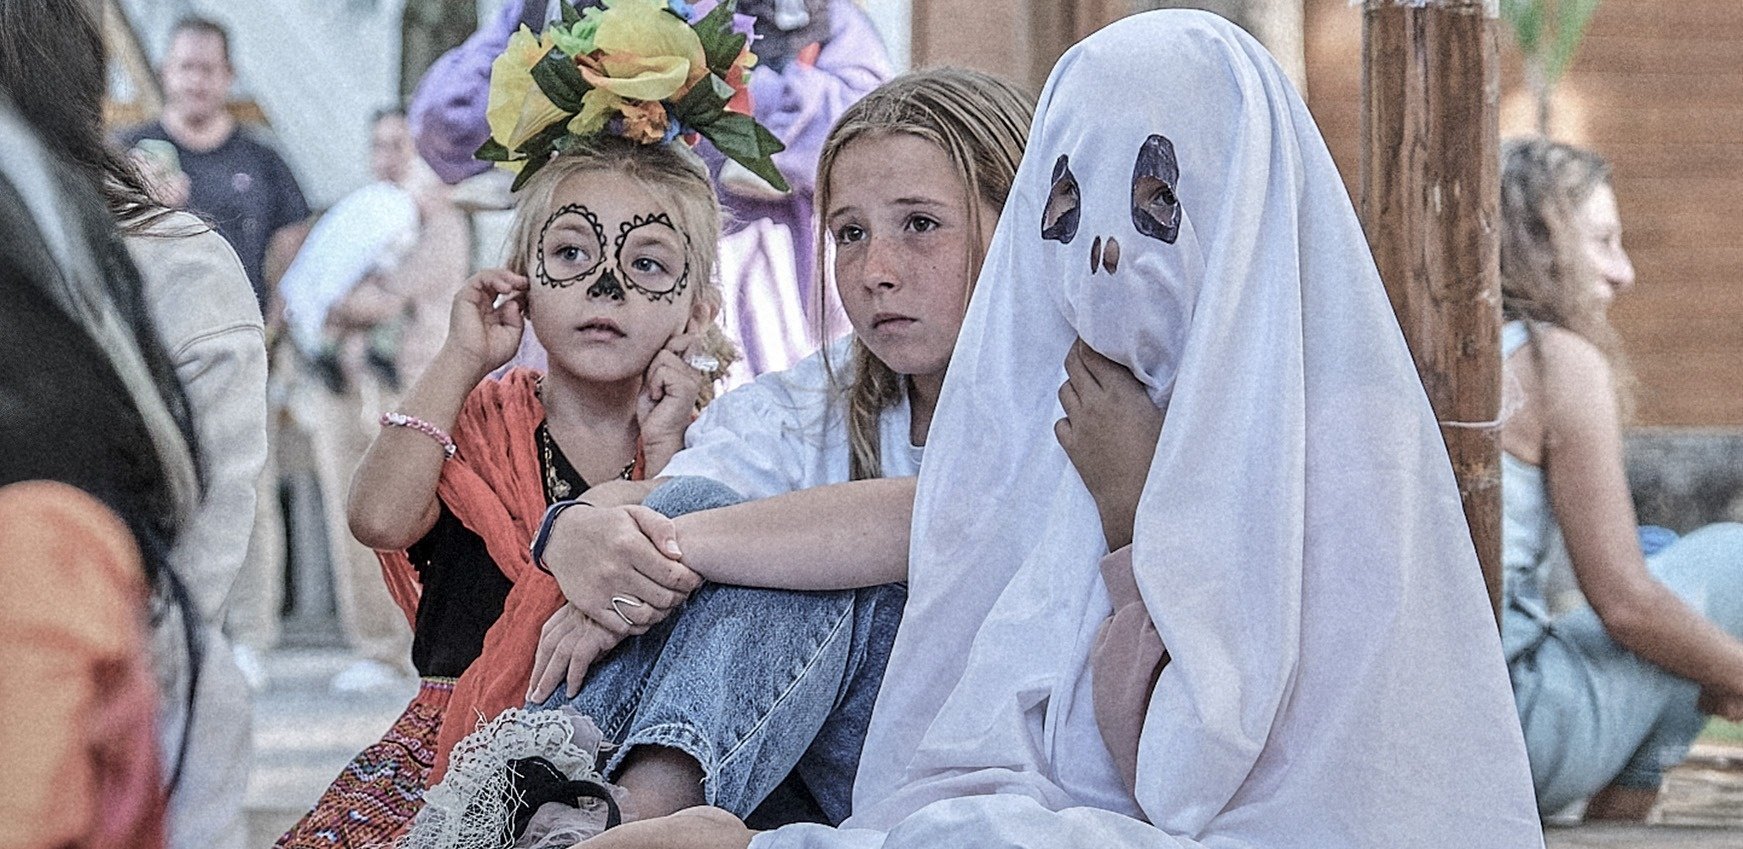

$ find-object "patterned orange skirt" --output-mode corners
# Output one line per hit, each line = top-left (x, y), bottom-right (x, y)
(274, 678), (454, 848)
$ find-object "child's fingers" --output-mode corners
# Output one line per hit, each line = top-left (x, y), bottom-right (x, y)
(1064, 339), (1101, 391)
(662, 332), (699, 360)
(564, 631), (608, 699)
(528, 615), (575, 703)
(1058, 375), (1082, 418)
(1077, 340), (1148, 393)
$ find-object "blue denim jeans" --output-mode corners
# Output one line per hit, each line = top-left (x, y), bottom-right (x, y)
(1512, 522), (1743, 814)
(534, 476), (905, 825)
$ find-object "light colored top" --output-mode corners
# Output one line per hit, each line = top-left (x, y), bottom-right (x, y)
(126, 212), (269, 625)
(275, 181), (420, 359)
(1499, 321), (1579, 661)
(659, 338), (922, 497)
(764, 12), (1540, 848)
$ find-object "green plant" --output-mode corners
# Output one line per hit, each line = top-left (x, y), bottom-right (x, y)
(1500, 0), (1603, 132)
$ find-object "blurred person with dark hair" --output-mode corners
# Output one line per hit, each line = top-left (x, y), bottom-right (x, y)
(0, 91), (202, 849)
(118, 13), (312, 312)
(0, 3), (268, 848)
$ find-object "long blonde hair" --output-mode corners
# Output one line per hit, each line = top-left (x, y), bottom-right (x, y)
(505, 137), (739, 401)
(814, 68), (1034, 479)
(1498, 136), (1633, 411)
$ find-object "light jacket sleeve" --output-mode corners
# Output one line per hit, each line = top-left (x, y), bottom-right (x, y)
(130, 218), (269, 624)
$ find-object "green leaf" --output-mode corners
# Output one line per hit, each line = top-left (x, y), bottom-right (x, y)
(551, 17), (600, 57)
(560, 0), (582, 25)
(1501, 0), (1543, 55)
(511, 160), (541, 192)
(1545, 0), (1602, 83)
(692, 0), (748, 76)
(697, 111), (789, 193)
(474, 136), (513, 162)
(670, 72), (730, 127)
(531, 48), (591, 113)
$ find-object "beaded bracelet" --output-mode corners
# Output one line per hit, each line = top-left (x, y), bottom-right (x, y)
(379, 412), (457, 459)
(531, 498), (592, 574)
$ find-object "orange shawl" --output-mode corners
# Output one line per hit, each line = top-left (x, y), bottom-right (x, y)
(376, 368), (642, 782)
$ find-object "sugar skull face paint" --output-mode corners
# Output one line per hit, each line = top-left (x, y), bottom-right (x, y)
(1041, 154), (1082, 244)
(1131, 134), (1181, 244)
(535, 204), (689, 303)
(613, 212), (691, 303)
(536, 204), (608, 288)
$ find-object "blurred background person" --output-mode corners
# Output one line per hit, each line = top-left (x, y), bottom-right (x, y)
(276, 105), (469, 693)
(118, 12), (316, 691)
(1497, 136), (1743, 821)
(118, 14), (311, 314)
(0, 2), (268, 848)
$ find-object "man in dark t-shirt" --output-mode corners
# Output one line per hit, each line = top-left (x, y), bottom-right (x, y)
(119, 16), (310, 312)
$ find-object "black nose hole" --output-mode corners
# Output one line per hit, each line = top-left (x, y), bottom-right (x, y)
(1103, 237), (1121, 274)
(1090, 235), (1103, 274)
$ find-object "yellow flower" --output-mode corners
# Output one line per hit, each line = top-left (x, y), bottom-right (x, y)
(570, 87), (622, 138)
(486, 25), (569, 152)
(581, 0), (707, 102)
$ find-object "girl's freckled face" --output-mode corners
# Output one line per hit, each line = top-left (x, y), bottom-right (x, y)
(826, 133), (993, 381)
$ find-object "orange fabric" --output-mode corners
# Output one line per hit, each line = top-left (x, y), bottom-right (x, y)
(0, 481), (165, 849)
(375, 368), (643, 782)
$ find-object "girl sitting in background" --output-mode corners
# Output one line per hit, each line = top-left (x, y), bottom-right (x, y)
(1496, 137), (1743, 820)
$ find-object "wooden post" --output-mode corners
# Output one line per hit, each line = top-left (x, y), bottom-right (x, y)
(1360, 0), (1504, 618)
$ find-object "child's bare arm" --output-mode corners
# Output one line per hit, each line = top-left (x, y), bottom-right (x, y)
(347, 270), (528, 550)
(1053, 339), (1164, 551)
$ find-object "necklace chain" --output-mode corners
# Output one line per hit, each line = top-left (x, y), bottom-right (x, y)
(537, 377), (637, 500)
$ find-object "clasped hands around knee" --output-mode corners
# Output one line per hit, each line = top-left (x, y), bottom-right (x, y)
(529, 504), (705, 702)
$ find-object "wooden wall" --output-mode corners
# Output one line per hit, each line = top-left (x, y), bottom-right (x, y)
(1306, 0), (1743, 427)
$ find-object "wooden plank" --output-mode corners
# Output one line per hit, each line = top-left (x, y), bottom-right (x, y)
(1361, 0), (1503, 615)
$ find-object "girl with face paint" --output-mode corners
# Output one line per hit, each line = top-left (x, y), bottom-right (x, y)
(1494, 138), (1743, 821)
(574, 11), (1545, 849)
(282, 136), (737, 848)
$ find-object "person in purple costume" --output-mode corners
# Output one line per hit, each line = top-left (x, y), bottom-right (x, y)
(408, 0), (891, 375)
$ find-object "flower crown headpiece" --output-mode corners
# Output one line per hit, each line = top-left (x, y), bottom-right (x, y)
(477, 0), (789, 193)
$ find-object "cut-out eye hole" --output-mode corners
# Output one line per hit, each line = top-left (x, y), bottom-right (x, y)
(1131, 134), (1181, 244)
(1041, 154), (1081, 244)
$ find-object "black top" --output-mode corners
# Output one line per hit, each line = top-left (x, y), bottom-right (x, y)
(116, 121), (311, 307)
(405, 421), (589, 679)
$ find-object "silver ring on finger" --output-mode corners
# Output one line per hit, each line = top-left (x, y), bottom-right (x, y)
(610, 594), (647, 629)
(685, 352), (721, 375)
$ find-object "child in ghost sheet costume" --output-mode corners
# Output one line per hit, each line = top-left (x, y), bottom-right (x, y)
(574, 10), (1544, 849)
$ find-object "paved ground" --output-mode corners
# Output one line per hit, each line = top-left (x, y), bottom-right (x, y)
(247, 648), (1743, 848)
(247, 647), (415, 848)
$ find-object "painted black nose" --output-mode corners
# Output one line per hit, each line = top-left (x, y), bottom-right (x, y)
(1090, 236), (1122, 274)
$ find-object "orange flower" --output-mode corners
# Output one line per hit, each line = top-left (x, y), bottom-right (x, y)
(620, 99), (670, 144)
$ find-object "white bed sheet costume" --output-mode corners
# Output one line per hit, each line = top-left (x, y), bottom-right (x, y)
(756, 11), (1543, 849)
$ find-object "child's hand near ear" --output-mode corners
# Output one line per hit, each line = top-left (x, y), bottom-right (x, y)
(638, 320), (714, 474)
(1054, 339), (1164, 551)
(444, 269), (528, 381)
